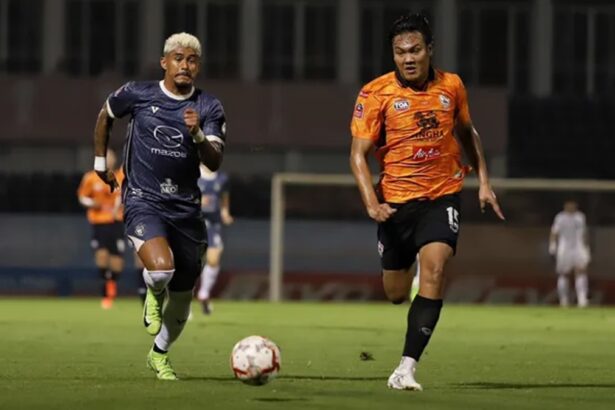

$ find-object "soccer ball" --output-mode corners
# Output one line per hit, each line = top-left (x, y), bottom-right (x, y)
(230, 335), (281, 386)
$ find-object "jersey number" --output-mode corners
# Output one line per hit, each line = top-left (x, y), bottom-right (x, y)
(446, 207), (459, 233)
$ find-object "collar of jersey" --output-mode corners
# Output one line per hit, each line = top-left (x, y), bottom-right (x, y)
(159, 80), (195, 100)
(395, 66), (436, 91)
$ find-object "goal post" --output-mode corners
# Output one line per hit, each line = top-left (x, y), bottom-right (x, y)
(269, 173), (615, 302)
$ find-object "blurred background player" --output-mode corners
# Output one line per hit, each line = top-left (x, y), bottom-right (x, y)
(115, 164), (147, 305)
(92, 32), (226, 380)
(549, 200), (590, 307)
(77, 149), (125, 309)
(196, 164), (234, 314)
(350, 14), (504, 391)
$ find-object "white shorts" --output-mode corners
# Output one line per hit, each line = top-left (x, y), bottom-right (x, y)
(556, 247), (590, 275)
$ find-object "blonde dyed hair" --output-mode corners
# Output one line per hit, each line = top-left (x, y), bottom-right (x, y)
(163, 32), (202, 57)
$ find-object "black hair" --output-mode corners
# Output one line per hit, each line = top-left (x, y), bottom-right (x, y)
(389, 13), (433, 46)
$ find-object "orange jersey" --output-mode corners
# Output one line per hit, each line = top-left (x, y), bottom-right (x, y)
(114, 167), (125, 222)
(77, 170), (122, 224)
(350, 70), (471, 203)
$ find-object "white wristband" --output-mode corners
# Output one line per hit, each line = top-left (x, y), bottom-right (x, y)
(94, 156), (107, 172)
(193, 129), (206, 144)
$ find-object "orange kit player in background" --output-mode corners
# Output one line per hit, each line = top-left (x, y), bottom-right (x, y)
(350, 14), (505, 391)
(114, 165), (147, 305)
(77, 149), (125, 309)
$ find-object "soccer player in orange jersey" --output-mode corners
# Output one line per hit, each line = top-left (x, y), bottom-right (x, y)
(350, 14), (505, 391)
(77, 149), (125, 309)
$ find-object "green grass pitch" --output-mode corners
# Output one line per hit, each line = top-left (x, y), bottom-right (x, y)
(2, 299), (615, 409)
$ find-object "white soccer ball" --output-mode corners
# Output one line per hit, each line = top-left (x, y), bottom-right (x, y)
(230, 335), (281, 386)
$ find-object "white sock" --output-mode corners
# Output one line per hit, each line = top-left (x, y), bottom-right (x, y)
(557, 276), (570, 306)
(154, 290), (192, 351)
(398, 356), (417, 373)
(575, 274), (588, 307)
(197, 265), (220, 300)
(143, 269), (174, 293)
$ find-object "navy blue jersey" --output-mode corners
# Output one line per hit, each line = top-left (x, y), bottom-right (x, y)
(197, 171), (229, 223)
(106, 81), (226, 219)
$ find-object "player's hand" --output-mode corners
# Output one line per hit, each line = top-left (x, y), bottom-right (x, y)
(96, 170), (119, 192)
(479, 183), (505, 220)
(367, 203), (396, 223)
(184, 108), (200, 136)
(548, 241), (557, 256)
(221, 209), (234, 225)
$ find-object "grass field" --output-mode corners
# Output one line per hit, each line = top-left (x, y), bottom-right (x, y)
(2, 299), (615, 409)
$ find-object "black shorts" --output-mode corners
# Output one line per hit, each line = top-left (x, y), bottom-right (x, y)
(91, 222), (126, 256)
(377, 193), (461, 270)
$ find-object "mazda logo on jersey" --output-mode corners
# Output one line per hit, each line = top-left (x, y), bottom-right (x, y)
(153, 125), (184, 149)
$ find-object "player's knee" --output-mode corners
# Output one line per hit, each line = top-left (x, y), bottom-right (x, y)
(421, 262), (445, 288)
(148, 255), (174, 271)
(143, 268), (175, 292)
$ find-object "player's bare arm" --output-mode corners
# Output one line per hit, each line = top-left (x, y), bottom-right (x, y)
(350, 137), (396, 222)
(221, 192), (234, 225)
(184, 108), (223, 171)
(93, 106), (118, 192)
(455, 121), (505, 220)
(78, 195), (101, 210)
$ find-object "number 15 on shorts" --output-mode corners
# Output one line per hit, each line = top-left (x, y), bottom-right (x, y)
(447, 206), (459, 233)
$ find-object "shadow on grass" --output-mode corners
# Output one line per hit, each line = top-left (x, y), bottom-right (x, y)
(281, 375), (384, 381)
(181, 376), (237, 382)
(183, 375), (385, 383)
(252, 398), (310, 403)
(455, 382), (615, 390)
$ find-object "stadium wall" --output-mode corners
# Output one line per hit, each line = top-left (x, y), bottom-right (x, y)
(1, 214), (614, 304)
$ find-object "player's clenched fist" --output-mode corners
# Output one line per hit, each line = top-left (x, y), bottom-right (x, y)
(183, 108), (200, 136)
(96, 169), (119, 192)
(367, 203), (397, 223)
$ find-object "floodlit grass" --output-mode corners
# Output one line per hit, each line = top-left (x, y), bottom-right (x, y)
(2, 299), (614, 409)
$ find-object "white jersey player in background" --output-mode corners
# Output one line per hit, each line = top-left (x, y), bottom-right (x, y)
(549, 200), (590, 307)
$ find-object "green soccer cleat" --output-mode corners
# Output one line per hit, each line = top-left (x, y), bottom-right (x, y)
(147, 349), (178, 381)
(143, 288), (165, 336)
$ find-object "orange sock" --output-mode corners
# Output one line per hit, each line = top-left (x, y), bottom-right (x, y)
(106, 280), (117, 299)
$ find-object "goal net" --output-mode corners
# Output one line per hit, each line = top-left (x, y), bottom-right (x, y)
(269, 173), (615, 304)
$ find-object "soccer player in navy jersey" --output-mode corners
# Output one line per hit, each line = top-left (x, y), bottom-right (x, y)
(196, 164), (234, 314)
(92, 32), (226, 380)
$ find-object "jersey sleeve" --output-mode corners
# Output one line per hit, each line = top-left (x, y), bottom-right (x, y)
(454, 75), (472, 126)
(551, 214), (562, 234)
(202, 98), (226, 146)
(350, 88), (383, 142)
(106, 81), (139, 119)
(197, 178), (206, 194)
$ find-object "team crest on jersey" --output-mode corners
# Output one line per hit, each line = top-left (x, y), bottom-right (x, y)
(354, 103), (364, 118)
(439, 94), (451, 109)
(393, 100), (410, 112)
(151, 106), (159, 114)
